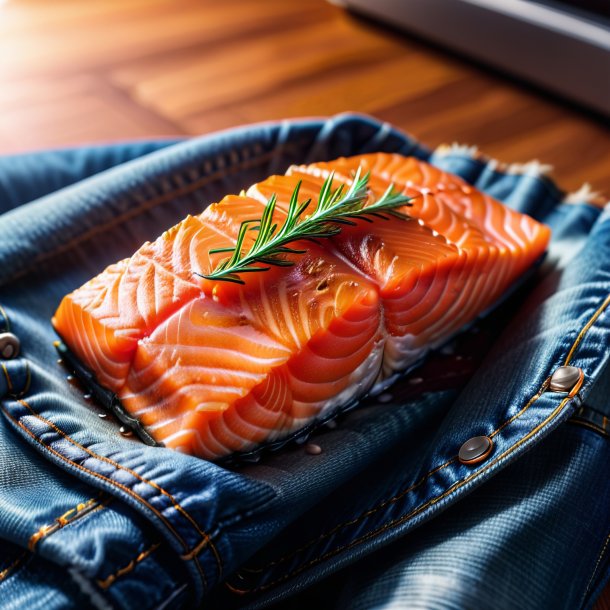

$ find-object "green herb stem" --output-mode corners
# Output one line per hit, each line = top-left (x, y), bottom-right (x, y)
(197, 167), (412, 284)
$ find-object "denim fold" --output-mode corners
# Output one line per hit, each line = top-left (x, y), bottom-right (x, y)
(0, 114), (608, 610)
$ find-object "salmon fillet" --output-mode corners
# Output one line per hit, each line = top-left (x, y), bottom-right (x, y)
(53, 153), (551, 459)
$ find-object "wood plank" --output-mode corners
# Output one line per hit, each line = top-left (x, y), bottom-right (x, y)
(375, 76), (610, 192)
(0, 0), (607, 196)
(109, 16), (406, 118)
(0, 0), (326, 79)
(0, 75), (181, 152)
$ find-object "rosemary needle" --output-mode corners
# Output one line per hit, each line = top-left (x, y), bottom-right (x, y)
(197, 167), (412, 284)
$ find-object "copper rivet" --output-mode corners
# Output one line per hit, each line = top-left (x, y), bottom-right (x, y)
(0, 333), (20, 360)
(458, 435), (493, 465)
(549, 366), (582, 393)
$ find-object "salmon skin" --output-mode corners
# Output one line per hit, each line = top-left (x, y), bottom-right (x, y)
(53, 153), (551, 460)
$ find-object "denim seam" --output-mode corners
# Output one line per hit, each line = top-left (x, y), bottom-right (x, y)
(3, 386), (221, 576)
(0, 405), (210, 593)
(0, 304), (10, 331)
(228, 294), (610, 594)
(0, 550), (29, 584)
(96, 541), (162, 590)
(582, 531), (610, 607)
(236, 387), (547, 577)
(0, 358), (215, 559)
(228, 392), (577, 595)
(568, 420), (609, 438)
(28, 495), (109, 552)
(564, 294), (610, 364)
(4, 145), (291, 285)
(154, 583), (189, 610)
(239, 456), (459, 575)
(1, 361), (31, 398)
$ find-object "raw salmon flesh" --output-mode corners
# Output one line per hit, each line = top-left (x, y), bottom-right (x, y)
(53, 154), (551, 459)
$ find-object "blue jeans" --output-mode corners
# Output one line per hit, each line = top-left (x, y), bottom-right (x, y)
(0, 115), (608, 610)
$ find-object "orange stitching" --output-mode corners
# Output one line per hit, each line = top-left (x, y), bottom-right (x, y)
(1, 363), (12, 393)
(232, 393), (575, 595)
(238, 387), (548, 576)
(0, 551), (28, 582)
(182, 535), (215, 562)
(0, 406), (208, 591)
(28, 495), (109, 551)
(1, 361), (31, 399)
(568, 420), (609, 438)
(96, 542), (161, 590)
(231, 293), (610, 589)
(241, 456), (458, 575)
(583, 532), (610, 602)
(15, 398), (221, 575)
(489, 382), (549, 439)
(225, 581), (249, 594)
(1, 348), (220, 575)
(564, 294), (610, 365)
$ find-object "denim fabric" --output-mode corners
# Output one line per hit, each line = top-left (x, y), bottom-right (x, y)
(0, 114), (608, 610)
(0, 139), (182, 215)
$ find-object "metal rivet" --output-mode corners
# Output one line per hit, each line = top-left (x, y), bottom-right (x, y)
(0, 332), (20, 360)
(458, 435), (493, 465)
(549, 366), (582, 393)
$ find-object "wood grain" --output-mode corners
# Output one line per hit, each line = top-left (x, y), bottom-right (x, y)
(0, 0), (608, 196)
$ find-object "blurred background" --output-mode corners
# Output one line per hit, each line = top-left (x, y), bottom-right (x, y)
(0, 0), (608, 190)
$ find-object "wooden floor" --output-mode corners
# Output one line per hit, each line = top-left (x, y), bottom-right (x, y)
(0, 0), (608, 196)
(0, 2), (608, 605)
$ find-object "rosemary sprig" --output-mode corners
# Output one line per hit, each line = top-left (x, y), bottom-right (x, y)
(198, 167), (412, 284)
